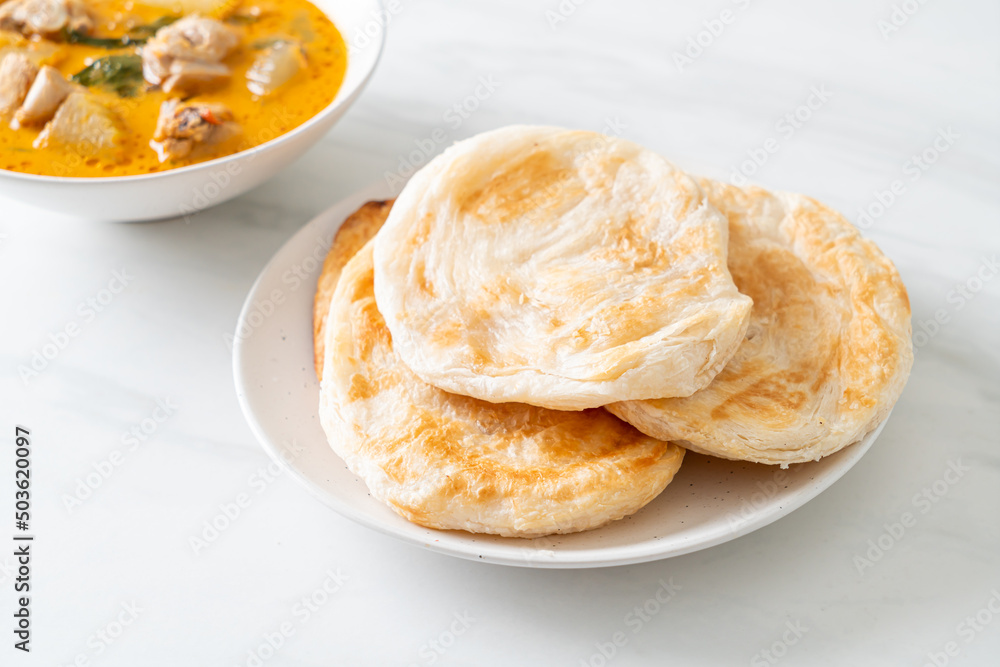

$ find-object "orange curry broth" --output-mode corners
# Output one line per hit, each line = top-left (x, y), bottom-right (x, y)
(0, 0), (347, 177)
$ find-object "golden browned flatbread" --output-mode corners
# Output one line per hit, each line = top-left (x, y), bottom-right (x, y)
(608, 181), (913, 465)
(372, 126), (752, 410)
(316, 207), (684, 537)
(312, 199), (393, 379)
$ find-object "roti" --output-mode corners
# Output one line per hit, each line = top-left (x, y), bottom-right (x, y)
(372, 126), (752, 410)
(609, 181), (913, 465)
(316, 202), (684, 537)
(313, 199), (394, 379)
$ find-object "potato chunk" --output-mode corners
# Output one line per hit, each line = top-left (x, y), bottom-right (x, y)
(0, 51), (37, 117)
(13, 64), (71, 127)
(34, 91), (121, 155)
(246, 40), (305, 96)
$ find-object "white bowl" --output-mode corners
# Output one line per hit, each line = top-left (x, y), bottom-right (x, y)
(233, 182), (893, 569)
(0, 0), (385, 223)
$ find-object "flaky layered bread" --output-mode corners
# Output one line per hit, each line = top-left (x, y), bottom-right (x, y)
(372, 126), (752, 410)
(609, 181), (913, 465)
(317, 206), (684, 538)
(313, 199), (394, 379)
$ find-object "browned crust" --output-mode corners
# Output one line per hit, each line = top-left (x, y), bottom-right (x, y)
(320, 241), (685, 537)
(312, 199), (394, 379)
(608, 180), (913, 464)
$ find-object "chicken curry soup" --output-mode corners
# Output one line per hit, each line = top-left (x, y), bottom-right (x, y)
(0, 0), (347, 177)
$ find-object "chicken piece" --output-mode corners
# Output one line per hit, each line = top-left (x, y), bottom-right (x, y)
(162, 58), (230, 94)
(150, 98), (239, 161)
(0, 0), (94, 37)
(142, 15), (238, 92)
(246, 39), (305, 96)
(12, 64), (70, 127)
(145, 15), (239, 66)
(0, 51), (37, 117)
(34, 90), (121, 154)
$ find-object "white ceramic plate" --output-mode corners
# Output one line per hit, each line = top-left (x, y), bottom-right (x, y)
(233, 182), (888, 569)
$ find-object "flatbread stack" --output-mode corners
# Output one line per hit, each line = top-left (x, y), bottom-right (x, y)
(314, 126), (913, 538)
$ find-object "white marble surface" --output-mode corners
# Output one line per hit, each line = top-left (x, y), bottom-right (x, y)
(2, 0), (999, 664)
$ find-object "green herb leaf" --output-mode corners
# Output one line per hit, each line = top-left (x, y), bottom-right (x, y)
(64, 29), (133, 48)
(225, 12), (259, 26)
(62, 16), (179, 49)
(127, 15), (179, 41)
(71, 55), (144, 97)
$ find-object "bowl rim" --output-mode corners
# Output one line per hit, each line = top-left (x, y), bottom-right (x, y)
(0, 0), (386, 185)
